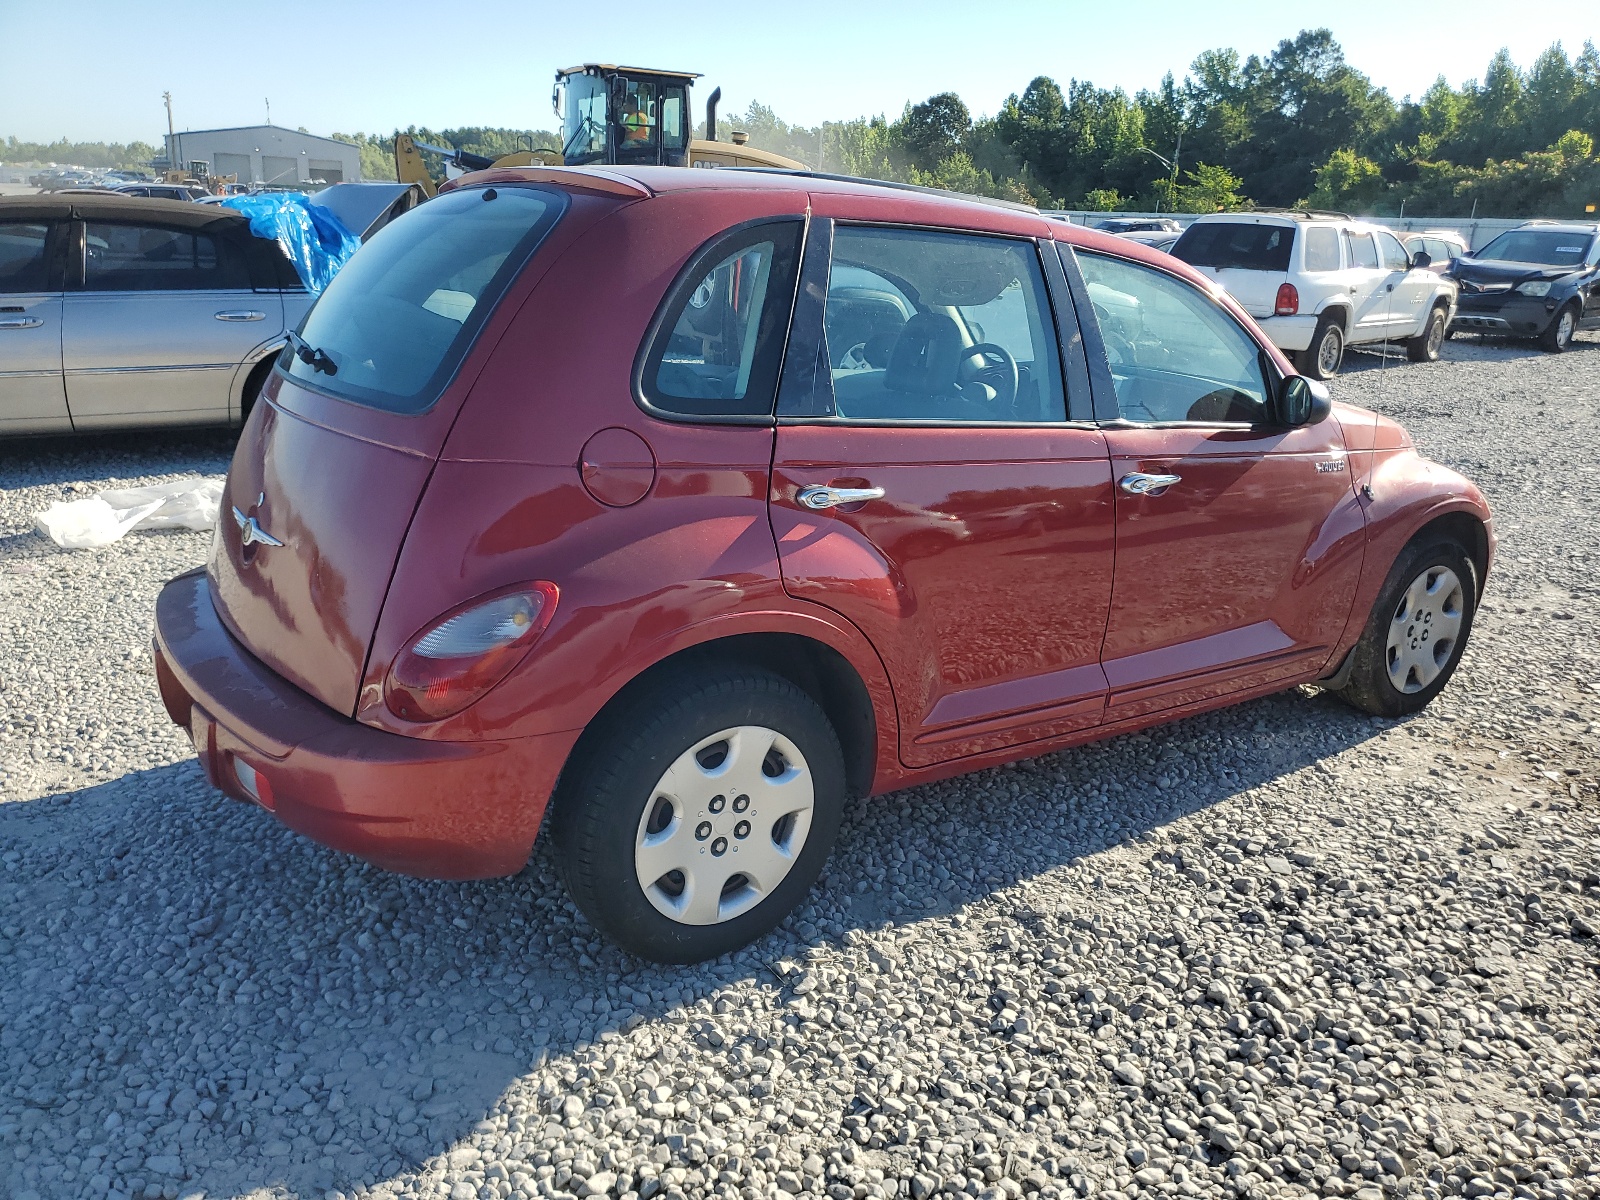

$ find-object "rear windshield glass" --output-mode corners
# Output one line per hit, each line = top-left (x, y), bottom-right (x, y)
(1172, 222), (1294, 272)
(1474, 230), (1594, 267)
(281, 184), (566, 413)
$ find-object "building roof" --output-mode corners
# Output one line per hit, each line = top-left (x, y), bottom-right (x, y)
(166, 125), (355, 149)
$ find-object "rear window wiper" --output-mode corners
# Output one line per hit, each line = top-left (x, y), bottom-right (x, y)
(286, 330), (338, 376)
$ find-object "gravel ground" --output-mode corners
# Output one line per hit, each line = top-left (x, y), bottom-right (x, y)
(1, 335), (1597, 1200)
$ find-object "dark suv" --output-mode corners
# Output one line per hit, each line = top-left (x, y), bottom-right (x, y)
(1448, 221), (1600, 350)
(152, 166), (1492, 962)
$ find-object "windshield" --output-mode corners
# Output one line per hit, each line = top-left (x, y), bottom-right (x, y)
(562, 74), (608, 164)
(1172, 222), (1294, 272)
(1474, 230), (1593, 267)
(282, 185), (566, 414)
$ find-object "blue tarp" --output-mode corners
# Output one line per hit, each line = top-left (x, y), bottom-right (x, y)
(221, 193), (361, 295)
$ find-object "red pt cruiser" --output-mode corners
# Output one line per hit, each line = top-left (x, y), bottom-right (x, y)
(153, 167), (1493, 962)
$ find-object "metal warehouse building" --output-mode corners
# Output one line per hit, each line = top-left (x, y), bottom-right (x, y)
(163, 125), (361, 187)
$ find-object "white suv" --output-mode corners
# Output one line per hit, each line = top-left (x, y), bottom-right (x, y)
(1170, 211), (1457, 379)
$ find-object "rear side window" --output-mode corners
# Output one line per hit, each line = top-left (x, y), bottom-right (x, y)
(1302, 226), (1340, 273)
(1171, 222), (1293, 272)
(639, 221), (802, 419)
(84, 223), (249, 291)
(282, 184), (566, 414)
(1345, 231), (1378, 269)
(0, 222), (51, 293)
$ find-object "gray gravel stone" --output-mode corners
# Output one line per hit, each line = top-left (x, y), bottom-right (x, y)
(2, 337), (1599, 1200)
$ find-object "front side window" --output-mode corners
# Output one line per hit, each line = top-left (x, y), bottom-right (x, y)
(1345, 231), (1379, 269)
(1302, 226), (1341, 273)
(1377, 231), (1410, 271)
(1077, 251), (1270, 424)
(83, 223), (247, 291)
(1171, 222), (1293, 272)
(0, 222), (51, 293)
(283, 184), (566, 413)
(613, 79), (659, 162)
(662, 88), (687, 152)
(820, 226), (1065, 423)
(640, 221), (802, 419)
(562, 74), (609, 164)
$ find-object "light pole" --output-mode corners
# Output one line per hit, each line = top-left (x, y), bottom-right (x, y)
(1137, 146), (1173, 213)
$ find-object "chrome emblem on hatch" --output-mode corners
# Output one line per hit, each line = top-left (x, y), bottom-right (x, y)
(1315, 459), (1347, 474)
(233, 494), (284, 549)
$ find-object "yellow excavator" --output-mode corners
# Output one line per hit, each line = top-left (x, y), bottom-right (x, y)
(396, 63), (804, 197)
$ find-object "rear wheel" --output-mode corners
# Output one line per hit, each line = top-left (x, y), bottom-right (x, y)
(1538, 304), (1578, 353)
(239, 354), (277, 426)
(1296, 315), (1345, 380)
(1338, 540), (1477, 717)
(551, 667), (847, 963)
(1406, 304), (1448, 362)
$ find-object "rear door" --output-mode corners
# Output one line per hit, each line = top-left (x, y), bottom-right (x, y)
(62, 217), (270, 428)
(770, 213), (1115, 767)
(1070, 247), (1365, 720)
(0, 218), (70, 434)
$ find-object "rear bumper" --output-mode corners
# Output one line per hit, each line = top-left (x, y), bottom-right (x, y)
(153, 569), (577, 880)
(1253, 313), (1319, 352)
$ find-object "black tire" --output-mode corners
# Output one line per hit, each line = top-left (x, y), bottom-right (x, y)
(1538, 303), (1578, 353)
(1295, 314), (1345, 380)
(239, 355), (276, 426)
(1405, 304), (1449, 362)
(550, 667), (847, 964)
(1338, 539), (1478, 717)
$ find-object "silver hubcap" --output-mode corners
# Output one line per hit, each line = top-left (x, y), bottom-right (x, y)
(1557, 311), (1574, 346)
(634, 725), (814, 926)
(1386, 565), (1465, 693)
(1426, 313), (1444, 355)
(1318, 328), (1342, 374)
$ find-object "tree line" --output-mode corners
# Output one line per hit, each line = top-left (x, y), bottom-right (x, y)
(10, 31), (1599, 216)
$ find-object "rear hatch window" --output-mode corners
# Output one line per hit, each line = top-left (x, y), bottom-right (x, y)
(282, 184), (567, 413)
(1172, 222), (1294, 272)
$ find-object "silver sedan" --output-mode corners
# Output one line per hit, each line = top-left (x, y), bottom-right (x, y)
(0, 193), (311, 436)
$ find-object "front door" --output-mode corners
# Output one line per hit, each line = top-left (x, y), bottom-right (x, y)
(0, 218), (70, 434)
(62, 218), (273, 428)
(1376, 229), (1430, 340)
(1343, 229), (1391, 339)
(1071, 247), (1367, 722)
(771, 217), (1115, 767)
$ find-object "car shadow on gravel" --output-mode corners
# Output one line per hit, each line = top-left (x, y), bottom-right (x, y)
(0, 681), (1395, 1197)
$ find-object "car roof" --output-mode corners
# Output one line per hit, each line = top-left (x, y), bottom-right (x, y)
(1514, 221), (1600, 234)
(0, 192), (246, 230)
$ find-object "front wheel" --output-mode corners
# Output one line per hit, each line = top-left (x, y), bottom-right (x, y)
(1406, 305), (1448, 362)
(1296, 315), (1345, 380)
(550, 668), (847, 963)
(1337, 540), (1477, 717)
(1538, 304), (1577, 353)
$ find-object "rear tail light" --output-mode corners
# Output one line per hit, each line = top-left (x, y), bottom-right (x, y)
(384, 583), (559, 721)
(1275, 283), (1299, 316)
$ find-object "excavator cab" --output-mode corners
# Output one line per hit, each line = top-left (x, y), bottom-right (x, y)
(555, 65), (698, 167)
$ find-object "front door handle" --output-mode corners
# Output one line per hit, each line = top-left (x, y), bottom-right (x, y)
(1119, 472), (1182, 496)
(797, 485), (886, 510)
(0, 316), (44, 329)
(214, 310), (266, 322)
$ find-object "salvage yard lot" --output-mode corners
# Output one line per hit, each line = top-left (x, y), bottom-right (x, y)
(1, 337), (1597, 1200)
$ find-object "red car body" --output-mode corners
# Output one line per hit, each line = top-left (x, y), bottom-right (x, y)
(153, 166), (1493, 883)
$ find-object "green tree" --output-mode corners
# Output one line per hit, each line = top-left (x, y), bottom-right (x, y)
(1307, 148), (1386, 211)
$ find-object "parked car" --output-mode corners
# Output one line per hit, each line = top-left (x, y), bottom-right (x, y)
(1447, 221), (1600, 351)
(0, 193), (309, 436)
(151, 167), (1493, 962)
(1170, 212), (1457, 378)
(1399, 229), (1468, 274)
(111, 183), (209, 202)
(1119, 229), (1181, 253)
(1096, 217), (1182, 234)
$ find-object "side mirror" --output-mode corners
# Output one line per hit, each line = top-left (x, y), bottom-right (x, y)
(1410, 250), (1432, 270)
(1277, 375), (1332, 427)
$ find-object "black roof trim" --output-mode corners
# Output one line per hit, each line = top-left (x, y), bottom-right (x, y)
(0, 193), (247, 229)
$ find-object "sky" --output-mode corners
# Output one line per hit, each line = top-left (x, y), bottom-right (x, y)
(3, 0), (1597, 146)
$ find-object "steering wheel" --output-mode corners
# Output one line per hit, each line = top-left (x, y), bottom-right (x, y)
(955, 342), (1019, 411)
(838, 341), (873, 372)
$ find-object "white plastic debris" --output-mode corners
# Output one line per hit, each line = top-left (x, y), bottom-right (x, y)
(34, 477), (225, 549)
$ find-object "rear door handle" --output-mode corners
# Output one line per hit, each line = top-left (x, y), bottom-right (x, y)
(1119, 472), (1182, 496)
(797, 485), (886, 510)
(0, 316), (43, 329)
(214, 310), (266, 322)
